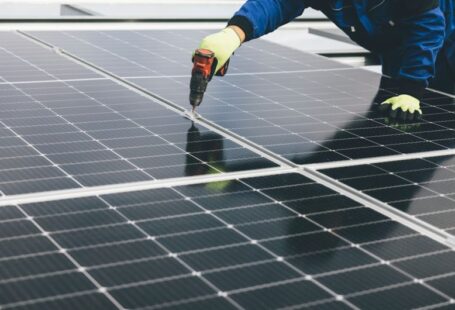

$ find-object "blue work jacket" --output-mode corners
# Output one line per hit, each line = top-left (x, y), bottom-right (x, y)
(229, 0), (455, 92)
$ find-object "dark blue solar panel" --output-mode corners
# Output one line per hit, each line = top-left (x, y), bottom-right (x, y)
(0, 173), (451, 309)
(321, 155), (455, 237)
(26, 30), (455, 165)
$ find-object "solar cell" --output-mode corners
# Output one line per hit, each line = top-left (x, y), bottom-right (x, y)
(0, 173), (453, 309)
(320, 155), (455, 238)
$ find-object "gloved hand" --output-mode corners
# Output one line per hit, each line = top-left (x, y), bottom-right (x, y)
(198, 27), (242, 74)
(379, 94), (422, 121)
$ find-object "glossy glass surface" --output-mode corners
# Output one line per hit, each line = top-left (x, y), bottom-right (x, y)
(28, 30), (349, 77)
(0, 77), (274, 194)
(0, 32), (277, 195)
(27, 30), (455, 164)
(1, 173), (452, 309)
(3, 29), (454, 309)
(0, 32), (97, 82)
(322, 155), (455, 235)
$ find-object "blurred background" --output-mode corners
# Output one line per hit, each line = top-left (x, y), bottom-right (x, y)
(0, 0), (325, 19)
(0, 1), (378, 67)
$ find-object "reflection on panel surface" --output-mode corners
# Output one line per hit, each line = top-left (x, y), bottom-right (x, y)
(0, 173), (452, 309)
(321, 155), (455, 236)
(133, 69), (455, 164)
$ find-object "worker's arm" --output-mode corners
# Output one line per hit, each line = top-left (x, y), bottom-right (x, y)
(196, 0), (307, 73)
(394, 2), (445, 97)
(380, 1), (445, 120)
(227, 0), (308, 41)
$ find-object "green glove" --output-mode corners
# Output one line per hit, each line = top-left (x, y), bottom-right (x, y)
(198, 27), (241, 74)
(380, 94), (423, 121)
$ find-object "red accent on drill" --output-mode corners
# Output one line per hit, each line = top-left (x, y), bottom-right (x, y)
(190, 48), (229, 111)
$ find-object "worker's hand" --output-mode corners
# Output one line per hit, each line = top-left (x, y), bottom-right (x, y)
(383, 116), (421, 132)
(198, 27), (242, 74)
(379, 94), (422, 121)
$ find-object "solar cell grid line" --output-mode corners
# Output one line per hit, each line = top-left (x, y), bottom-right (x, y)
(96, 190), (358, 310)
(319, 155), (455, 238)
(5, 202), (123, 309)
(0, 77), (155, 194)
(1, 173), (454, 309)
(0, 177), (360, 308)
(0, 118), (81, 195)
(0, 32), (98, 83)
(234, 175), (453, 309)
(0, 213), (242, 308)
(1, 177), (333, 309)
(73, 201), (247, 310)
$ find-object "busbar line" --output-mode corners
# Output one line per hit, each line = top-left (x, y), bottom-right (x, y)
(0, 166), (294, 207)
(0, 77), (108, 86)
(302, 167), (455, 250)
(427, 87), (455, 99)
(305, 148), (455, 171)
(123, 67), (361, 80)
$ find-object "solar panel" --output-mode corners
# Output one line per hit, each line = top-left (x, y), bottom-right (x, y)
(0, 33), (276, 195)
(132, 69), (455, 163)
(0, 78), (276, 195)
(26, 31), (455, 165)
(1, 173), (453, 309)
(320, 155), (455, 237)
(27, 30), (350, 78)
(0, 32), (98, 83)
(2, 28), (453, 309)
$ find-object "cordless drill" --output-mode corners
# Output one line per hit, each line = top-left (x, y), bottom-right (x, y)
(189, 48), (230, 113)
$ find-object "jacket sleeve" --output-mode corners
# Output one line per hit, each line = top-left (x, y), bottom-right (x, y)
(395, 6), (446, 97)
(228, 0), (308, 41)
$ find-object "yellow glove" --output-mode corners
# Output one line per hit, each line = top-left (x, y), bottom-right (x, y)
(380, 94), (423, 121)
(198, 27), (241, 74)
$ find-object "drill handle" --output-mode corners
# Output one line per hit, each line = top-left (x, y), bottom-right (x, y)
(215, 58), (230, 77)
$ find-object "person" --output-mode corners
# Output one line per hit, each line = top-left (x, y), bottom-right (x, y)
(195, 0), (455, 121)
